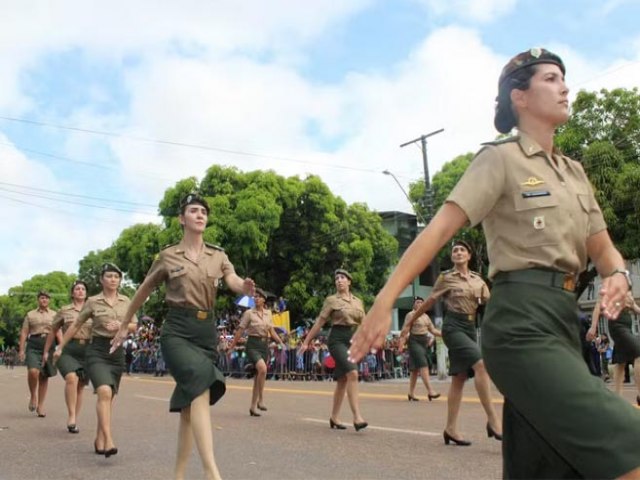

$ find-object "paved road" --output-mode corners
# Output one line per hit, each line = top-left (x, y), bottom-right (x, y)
(1, 367), (637, 479)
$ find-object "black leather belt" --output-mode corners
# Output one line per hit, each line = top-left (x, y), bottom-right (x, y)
(493, 269), (577, 292)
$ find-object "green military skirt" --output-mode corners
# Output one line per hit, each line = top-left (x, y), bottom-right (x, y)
(85, 337), (125, 394)
(482, 274), (640, 479)
(609, 310), (640, 364)
(161, 307), (226, 413)
(246, 336), (270, 364)
(57, 338), (88, 381)
(441, 312), (479, 378)
(26, 335), (56, 378)
(328, 325), (357, 380)
(408, 334), (431, 370)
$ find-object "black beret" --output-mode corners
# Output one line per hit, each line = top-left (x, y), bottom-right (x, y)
(334, 269), (352, 281)
(180, 193), (210, 214)
(499, 47), (565, 87)
(254, 288), (267, 299)
(37, 290), (51, 298)
(101, 262), (123, 276)
(452, 239), (472, 253)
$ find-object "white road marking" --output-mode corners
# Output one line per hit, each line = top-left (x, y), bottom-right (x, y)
(135, 394), (169, 402)
(302, 417), (440, 436)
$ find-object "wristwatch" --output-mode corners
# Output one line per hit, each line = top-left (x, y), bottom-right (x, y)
(609, 268), (633, 289)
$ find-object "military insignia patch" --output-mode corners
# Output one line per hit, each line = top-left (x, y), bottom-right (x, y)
(521, 177), (545, 187)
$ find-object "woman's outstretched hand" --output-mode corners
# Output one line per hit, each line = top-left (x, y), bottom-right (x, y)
(348, 302), (392, 363)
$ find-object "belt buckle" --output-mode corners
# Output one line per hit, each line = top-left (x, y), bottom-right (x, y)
(562, 274), (576, 292)
(196, 310), (208, 321)
(467, 314), (474, 322)
(78, 339), (86, 345)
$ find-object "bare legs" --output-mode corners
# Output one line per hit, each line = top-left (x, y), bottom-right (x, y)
(613, 363), (626, 395)
(95, 385), (116, 451)
(27, 368), (39, 410)
(251, 359), (267, 411)
(445, 360), (501, 438)
(36, 373), (48, 416)
(331, 370), (365, 424)
(408, 367), (439, 398)
(64, 372), (85, 426)
(174, 390), (221, 480)
(472, 361), (501, 434)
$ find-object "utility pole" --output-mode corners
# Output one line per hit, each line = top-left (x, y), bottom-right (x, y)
(400, 128), (446, 378)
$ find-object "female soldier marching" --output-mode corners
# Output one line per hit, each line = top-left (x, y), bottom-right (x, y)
(350, 48), (640, 478)
(43, 280), (90, 433)
(111, 193), (254, 480)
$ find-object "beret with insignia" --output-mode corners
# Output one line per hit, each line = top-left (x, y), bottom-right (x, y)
(180, 193), (210, 214)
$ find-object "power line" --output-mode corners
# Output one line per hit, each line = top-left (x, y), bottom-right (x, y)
(0, 181), (158, 208)
(0, 115), (389, 175)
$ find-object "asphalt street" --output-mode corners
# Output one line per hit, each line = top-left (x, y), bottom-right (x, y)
(0, 367), (637, 479)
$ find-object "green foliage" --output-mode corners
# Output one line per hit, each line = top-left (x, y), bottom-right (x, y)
(78, 248), (117, 295)
(0, 271), (77, 346)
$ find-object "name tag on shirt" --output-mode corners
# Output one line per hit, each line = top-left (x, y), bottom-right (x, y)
(521, 190), (551, 199)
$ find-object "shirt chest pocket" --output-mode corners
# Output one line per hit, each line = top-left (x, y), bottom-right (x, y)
(206, 266), (222, 287)
(513, 192), (560, 247)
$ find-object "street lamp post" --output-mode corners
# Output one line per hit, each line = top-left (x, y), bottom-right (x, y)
(382, 170), (427, 225)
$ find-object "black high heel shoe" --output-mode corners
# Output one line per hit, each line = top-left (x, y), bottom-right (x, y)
(67, 424), (79, 434)
(257, 404), (268, 411)
(428, 393), (441, 401)
(354, 421), (368, 432)
(486, 423), (502, 441)
(407, 394), (419, 402)
(443, 430), (471, 446)
(94, 441), (105, 455)
(104, 447), (118, 458)
(637, 395), (640, 407)
(249, 409), (261, 417)
(329, 418), (347, 430)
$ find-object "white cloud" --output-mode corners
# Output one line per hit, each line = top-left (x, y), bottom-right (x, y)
(416, 0), (518, 22)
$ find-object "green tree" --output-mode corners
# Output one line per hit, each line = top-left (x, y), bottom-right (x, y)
(154, 167), (398, 325)
(77, 248), (117, 295)
(0, 271), (77, 346)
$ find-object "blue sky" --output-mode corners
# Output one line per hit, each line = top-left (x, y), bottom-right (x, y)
(1, 0), (640, 293)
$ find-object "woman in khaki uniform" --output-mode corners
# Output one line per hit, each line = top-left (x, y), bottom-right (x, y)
(54, 263), (137, 458)
(227, 288), (286, 416)
(412, 241), (501, 445)
(43, 280), (91, 433)
(589, 291), (640, 405)
(398, 296), (441, 401)
(18, 290), (58, 417)
(110, 193), (254, 480)
(350, 48), (640, 478)
(300, 269), (368, 431)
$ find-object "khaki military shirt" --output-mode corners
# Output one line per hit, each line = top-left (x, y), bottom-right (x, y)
(432, 269), (490, 316)
(239, 308), (274, 338)
(22, 308), (56, 336)
(447, 133), (607, 279)
(53, 304), (92, 340)
(405, 310), (434, 336)
(319, 293), (365, 327)
(144, 241), (235, 310)
(74, 293), (137, 338)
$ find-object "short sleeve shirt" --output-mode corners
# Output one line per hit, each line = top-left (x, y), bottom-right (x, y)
(53, 304), (92, 340)
(239, 308), (274, 337)
(432, 270), (490, 316)
(405, 310), (434, 336)
(446, 133), (607, 278)
(144, 241), (236, 310)
(318, 293), (365, 327)
(74, 293), (137, 338)
(22, 308), (56, 336)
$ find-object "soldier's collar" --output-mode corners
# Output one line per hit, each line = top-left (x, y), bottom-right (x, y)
(517, 132), (564, 159)
(336, 292), (353, 300)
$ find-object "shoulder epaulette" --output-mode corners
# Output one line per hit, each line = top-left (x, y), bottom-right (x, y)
(161, 242), (179, 251)
(481, 135), (519, 146)
(470, 270), (482, 277)
(441, 268), (455, 275)
(205, 242), (224, 251)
